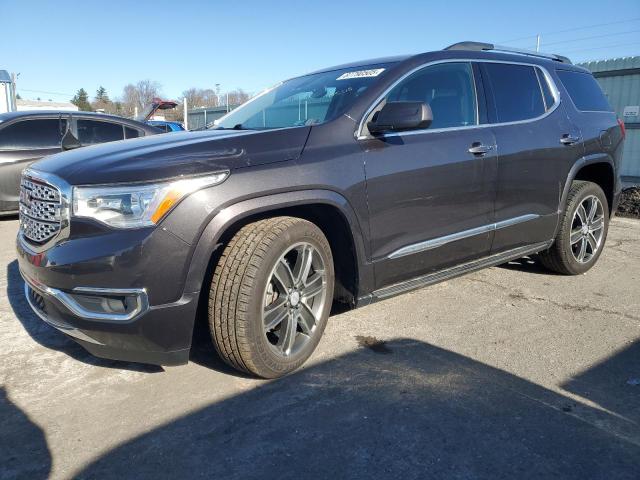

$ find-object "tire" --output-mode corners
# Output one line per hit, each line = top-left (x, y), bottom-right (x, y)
(209, 216), (334, 378)
(539, 180), (609, 275)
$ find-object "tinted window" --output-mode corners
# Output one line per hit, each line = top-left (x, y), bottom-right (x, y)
(385, 62), (477, 129)
(536, 68), (556, 111)
(483, 63), (545, 122)
(0, 118), (66, 150)
(125, 127), (141, 138)
(77, 119), (124, 145)
(557, 70), (612, 112)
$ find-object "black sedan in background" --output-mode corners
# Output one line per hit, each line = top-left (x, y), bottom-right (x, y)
(0, 111), (161, 214)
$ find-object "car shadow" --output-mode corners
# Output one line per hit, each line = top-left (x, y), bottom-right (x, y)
(498, 254), (560, 275)
(6, 260), (162, 373)
(74, 338), (639, 480)
(0, 387), (51, 480)
(561, 339), (640, 426)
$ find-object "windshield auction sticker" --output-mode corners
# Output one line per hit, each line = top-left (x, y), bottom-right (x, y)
(337, 68), (385, 80)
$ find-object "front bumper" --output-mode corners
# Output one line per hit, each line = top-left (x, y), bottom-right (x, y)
(17, 228), (200, 366)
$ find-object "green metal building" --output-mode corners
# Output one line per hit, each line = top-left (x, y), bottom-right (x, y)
(579, 56), (640, 184)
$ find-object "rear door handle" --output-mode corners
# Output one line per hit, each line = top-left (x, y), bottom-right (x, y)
(468, 143), (493, 155)
(560, 134), (580, 145)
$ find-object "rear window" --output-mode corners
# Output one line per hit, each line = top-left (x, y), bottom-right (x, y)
(483, 63), (546, 123)
(556, 70), (612, 112)
(0, 118), (66, 150)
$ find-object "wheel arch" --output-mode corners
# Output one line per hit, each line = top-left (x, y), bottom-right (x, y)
(184, 189), (372, 313)
(558, 154), (616, 222)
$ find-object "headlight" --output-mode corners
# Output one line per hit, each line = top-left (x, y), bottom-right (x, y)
(72, 171), (229, 228)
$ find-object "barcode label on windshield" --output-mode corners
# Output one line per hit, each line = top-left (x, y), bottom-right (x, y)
(337, 68), (385, 80)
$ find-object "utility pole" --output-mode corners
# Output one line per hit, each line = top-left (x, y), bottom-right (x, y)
(11, 73), (17, 111)
(536, 34), (541, 52)
(183, 97), (189, 130)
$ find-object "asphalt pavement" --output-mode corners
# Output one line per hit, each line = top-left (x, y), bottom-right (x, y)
(1, 216), (639, 479)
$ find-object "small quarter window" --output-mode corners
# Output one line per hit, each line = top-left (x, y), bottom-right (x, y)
(125, 127), (141, 138)
(536, 68), (556, 111)
(77, 119), (124, 145)
(483, 63), (545, 123)
(556, 70), (612, 112)
(383, 62), (478, 130)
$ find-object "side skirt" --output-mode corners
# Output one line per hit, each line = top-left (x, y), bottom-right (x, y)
(358, 241), (553, 305)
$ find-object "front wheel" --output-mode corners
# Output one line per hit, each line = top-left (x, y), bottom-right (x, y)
(539, 180), (609, 275)
(209, 217), (334, 378)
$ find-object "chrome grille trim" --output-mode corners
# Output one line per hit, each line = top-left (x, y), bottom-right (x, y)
(18, 169), (71, 251)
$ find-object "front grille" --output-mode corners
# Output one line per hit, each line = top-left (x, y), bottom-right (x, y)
(19, 176), (62, 244)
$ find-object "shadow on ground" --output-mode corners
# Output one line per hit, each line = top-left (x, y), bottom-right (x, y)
(0, 387), (51, 479)
(498, 254), (559, 275)
(562, 339), (640, 424)
(6, 260), (162, 373)
(73, 338), (639, 480)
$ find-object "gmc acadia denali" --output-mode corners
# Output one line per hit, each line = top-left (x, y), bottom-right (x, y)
(17, 42), (624, 377)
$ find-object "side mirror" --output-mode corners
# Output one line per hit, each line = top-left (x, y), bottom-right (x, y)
(367, 101), (432, 135)
(61, 129), (82, 151)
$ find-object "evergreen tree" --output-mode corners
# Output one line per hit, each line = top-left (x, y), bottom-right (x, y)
(71, 88), (92, 111)
(95, 86), (110, 103)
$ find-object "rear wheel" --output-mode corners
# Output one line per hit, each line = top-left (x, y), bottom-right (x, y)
(539, 180), (609, 275)
(209, 216), (334, 378)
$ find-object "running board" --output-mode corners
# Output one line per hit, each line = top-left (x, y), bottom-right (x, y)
(369, 241), (553, 302)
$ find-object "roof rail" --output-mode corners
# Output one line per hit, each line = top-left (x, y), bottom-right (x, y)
(445, 41), (572, 64)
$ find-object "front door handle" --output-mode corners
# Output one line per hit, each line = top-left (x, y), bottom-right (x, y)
(560, 134), (580, 145)
(468, 143), (493, 155)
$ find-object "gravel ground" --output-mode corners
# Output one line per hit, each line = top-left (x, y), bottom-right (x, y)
(1, 216), (639, 479)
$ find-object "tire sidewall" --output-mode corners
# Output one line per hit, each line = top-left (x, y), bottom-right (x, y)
(246, 220), (334, 378)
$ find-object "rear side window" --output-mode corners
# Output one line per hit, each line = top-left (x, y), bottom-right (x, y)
(77, 119), (124, 145)
(385, 62), (477, 129)
(125, 127), (141, 138)
(556, 70), (612, 112)
(0, 118), (66, 150)
(483, 63), (545, 123)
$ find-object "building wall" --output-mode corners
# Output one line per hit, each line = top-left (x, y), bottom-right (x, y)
(580, 57), (640, 183)
(16, 100), (78, 111)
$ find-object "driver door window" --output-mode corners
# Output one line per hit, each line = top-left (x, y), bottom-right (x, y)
(383, 62), (478, 130)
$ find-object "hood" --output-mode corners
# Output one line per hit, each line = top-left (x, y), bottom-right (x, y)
(33, 127), (311, 185)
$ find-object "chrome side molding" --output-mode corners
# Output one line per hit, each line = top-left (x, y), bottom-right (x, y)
(388, 214), (540, 259)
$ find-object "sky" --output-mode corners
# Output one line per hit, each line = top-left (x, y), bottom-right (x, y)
(1, 0), (639, 103)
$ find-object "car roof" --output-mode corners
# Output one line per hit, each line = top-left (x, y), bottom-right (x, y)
(302, 45), (588, 79)
(0, 110), (159, 131)
(307, 55), (412, 75)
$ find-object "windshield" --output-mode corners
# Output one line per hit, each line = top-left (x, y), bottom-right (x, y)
(213, 64), (394, 130)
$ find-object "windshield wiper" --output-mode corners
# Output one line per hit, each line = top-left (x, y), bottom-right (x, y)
(214, 123), (253, 131)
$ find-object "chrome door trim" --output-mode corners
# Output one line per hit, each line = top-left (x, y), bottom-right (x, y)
(387, 214), (539, 260)
(356, 58), (561, 140)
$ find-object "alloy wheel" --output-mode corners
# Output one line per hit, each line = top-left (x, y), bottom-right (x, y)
(262, 242), (327, 357)
(570, 195), (604, 264)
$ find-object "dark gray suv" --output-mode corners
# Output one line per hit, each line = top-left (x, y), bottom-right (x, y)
(16, 42), (624, 377)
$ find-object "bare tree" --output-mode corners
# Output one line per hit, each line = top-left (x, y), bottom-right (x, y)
(180, 88), (219, 109)
(226, 89), (250, 107)
(118, 80), (162, 117)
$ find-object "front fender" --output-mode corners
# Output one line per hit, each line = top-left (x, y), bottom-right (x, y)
(180, 189), (372, 297)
